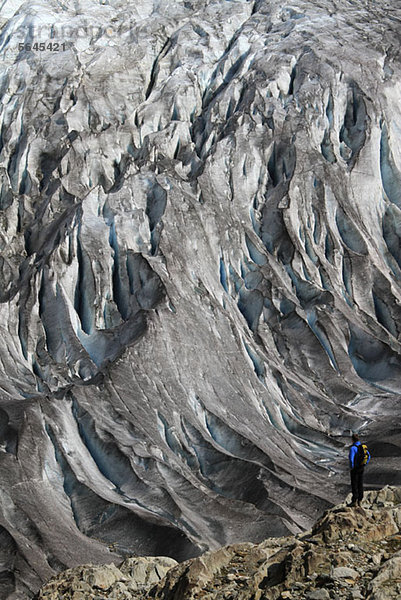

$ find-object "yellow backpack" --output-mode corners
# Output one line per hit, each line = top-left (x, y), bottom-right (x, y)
(355, 443), (369, 467)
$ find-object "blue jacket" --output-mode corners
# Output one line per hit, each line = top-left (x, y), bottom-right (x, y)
(349, 441), (370, 469)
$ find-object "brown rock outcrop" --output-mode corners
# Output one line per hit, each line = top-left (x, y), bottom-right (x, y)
(35, 557), (178, 600)
(36, 487), (401, 600)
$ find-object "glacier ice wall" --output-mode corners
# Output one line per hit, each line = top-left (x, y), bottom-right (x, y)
(1, 0), (401, 596)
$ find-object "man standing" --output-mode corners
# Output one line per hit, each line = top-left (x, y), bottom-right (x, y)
(348, 433), (370, 507)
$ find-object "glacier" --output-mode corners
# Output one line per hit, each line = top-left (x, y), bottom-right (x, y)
(1, 0), (401, 597)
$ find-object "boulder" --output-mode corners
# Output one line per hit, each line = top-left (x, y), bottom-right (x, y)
(331, 566), (359, 581)
(119, 556), (178, 590)
(36, 557), (177, 599)
(306, 590), (330, 600)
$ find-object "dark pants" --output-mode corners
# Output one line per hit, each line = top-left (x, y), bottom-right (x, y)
(351, 467), (364, 502)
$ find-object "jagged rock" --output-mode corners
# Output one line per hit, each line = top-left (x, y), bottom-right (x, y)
(35, 564), (126, 599)
(1, 0), (401, 597)
(118, 557), (178, 590)
(33, 487), (401, 599)
(143, 487), (401, 599)
(311, 487), (401, 544)
(331, 566), (359, 581)
(306, 590), (330, 600)
(35, 556), (177, 599)
(349, 589), (363, 600)
(368, 555), (401, 600)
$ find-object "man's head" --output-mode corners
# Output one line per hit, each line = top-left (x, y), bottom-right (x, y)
(352, 433), (359, 443)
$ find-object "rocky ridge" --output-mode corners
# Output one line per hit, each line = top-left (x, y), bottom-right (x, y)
(36, 486), (401, 600)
